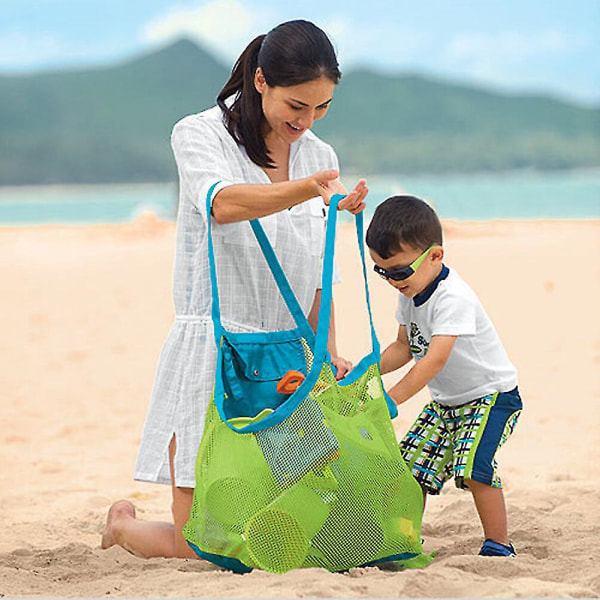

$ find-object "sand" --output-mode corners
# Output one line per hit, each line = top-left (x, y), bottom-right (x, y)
(0, 213), (598, 598)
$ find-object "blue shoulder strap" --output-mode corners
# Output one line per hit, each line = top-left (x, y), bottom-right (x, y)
(207, 184), (395, 423)
(205, 182), (313, 343)
(205, 182), (225, 344)
(248, 219), (314, 339)
(314, 196), (395, 417)
(206, 184), (381, 363)
(355, 207), (381, 357)
(313, 195), (380, 364)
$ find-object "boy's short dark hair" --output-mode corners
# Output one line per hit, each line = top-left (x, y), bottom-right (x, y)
(366, 195), (443, 259)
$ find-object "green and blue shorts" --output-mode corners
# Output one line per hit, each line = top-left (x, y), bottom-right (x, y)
(399, 387), (522, 495)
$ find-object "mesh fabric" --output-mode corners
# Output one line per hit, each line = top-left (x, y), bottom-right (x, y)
(183, 358), (429, 573)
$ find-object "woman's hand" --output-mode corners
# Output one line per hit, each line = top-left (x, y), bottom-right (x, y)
(337, 179), (368, 214)
(331, 355), (353, 381)
(311, 171), (368, 214)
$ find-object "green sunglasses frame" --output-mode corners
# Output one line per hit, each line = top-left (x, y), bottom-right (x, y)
(373, 245), (437, 281)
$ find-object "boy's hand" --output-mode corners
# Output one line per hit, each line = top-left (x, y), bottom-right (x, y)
(380, 325), (412, 375)
(388, 335), (458, 405)
(331, 355), (353, 380)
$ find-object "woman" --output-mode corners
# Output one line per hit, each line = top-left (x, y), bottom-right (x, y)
(101, 19), (367, 559)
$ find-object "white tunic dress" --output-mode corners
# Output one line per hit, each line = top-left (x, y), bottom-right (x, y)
(134, 106), (340, 487)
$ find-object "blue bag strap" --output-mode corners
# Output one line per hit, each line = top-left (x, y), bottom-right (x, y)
(205, 181), (313, 344)
(314, 194), (381, 364)
(206, 181), (225, 344)
(355, 208), (381, 356)
(249, 219), (313, 338)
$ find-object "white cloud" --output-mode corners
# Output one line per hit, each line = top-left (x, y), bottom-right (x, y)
(436, 29), (590, 95)
(320, 16), (351, 43)
(320, 18), (429, 70)
(445, 29), (579, 65)
(141, 0), (265, 62)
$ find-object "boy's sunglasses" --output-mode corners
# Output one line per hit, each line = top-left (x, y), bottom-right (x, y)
(373, 245), (437, 281)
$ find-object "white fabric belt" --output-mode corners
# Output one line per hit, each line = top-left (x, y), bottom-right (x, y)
(175, 315), (212, 323)
(174, 315), (260, 330)
(174, 315), (275, 334)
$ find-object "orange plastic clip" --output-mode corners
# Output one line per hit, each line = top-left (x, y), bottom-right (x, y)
(276, 370), (306, 394)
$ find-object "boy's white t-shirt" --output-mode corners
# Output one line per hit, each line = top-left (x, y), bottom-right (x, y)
(396, 266), (518, 406)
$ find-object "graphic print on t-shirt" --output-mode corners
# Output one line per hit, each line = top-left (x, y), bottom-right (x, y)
(409, 322), (429, 356)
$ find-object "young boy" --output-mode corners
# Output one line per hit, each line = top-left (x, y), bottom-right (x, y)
(366, 195), (522, 557)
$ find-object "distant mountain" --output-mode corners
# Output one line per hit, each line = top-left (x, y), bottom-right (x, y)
(0, 39), (229, 185)
(1, 39), (598, 185)
(315, 70), (600, 173)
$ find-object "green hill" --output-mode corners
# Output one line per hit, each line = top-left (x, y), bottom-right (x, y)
(0, 39), (229, 184)
(0, 39), (598, 185)
(315, 69), (600, 172)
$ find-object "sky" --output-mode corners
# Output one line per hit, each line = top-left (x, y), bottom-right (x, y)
(1, 0), (599, 105)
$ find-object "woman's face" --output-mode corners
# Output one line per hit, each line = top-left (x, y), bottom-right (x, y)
(254, 69), (335, 146)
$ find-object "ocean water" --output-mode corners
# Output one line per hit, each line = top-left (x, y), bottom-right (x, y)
(0, 170), (598, 226)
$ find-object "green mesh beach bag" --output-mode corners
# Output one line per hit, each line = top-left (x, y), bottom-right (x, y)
(183, 186), (434, 573)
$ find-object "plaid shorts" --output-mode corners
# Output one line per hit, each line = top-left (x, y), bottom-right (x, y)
(399, 387), (522, 495)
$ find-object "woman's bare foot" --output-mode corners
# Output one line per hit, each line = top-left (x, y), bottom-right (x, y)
(101, 500), (136, 549)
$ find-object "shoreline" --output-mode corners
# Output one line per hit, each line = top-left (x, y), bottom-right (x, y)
(1, 164), (599, 192)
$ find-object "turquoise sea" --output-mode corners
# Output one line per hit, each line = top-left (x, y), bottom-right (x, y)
(0, 170), (598, 226)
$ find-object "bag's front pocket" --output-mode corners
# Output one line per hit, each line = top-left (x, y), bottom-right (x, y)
(221, 336), (307, 420)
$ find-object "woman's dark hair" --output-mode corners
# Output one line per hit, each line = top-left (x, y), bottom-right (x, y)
(217, 20), (341, 168)
(366, 196), (443, 259)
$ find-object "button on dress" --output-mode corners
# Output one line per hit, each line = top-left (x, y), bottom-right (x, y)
(134, 107), (340, 487)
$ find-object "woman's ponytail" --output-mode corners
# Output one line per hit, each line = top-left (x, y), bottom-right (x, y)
(217, 21), (341, 169)
(217, 35), (273, 168)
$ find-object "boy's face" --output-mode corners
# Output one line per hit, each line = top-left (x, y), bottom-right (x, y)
(369, 245), (444, 299)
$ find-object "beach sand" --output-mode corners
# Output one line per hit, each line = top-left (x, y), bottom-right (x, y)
(0, 214), (598, 597)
